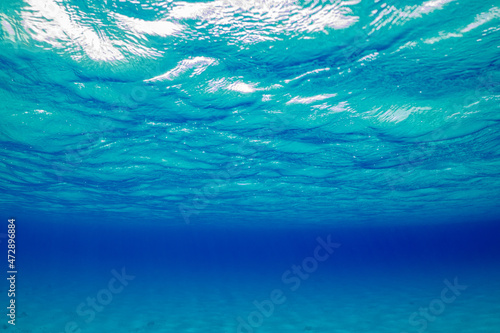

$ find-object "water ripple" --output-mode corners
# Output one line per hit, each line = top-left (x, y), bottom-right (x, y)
(0, 0), (499, 225)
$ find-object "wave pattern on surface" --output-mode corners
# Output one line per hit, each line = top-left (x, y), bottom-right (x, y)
(0, 0), (499, 225)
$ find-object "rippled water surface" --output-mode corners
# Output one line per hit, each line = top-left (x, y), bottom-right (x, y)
(1, 0), (499, 226)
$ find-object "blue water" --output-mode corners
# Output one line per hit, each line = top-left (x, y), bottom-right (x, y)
(1, 0), (500, 332)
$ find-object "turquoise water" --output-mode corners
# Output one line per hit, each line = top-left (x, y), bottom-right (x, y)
(1, 0), (499, 226)
(1, 0), (500, 332)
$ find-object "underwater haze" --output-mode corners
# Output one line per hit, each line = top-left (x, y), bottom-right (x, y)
(1, 0), (500, 332)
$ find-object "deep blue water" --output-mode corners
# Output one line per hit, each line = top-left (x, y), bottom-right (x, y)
(0, 0), (500, 332)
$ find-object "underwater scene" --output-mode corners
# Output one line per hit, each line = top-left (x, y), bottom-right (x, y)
(1, 0), (500, 332)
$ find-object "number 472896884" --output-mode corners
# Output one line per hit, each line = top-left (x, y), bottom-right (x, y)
(7, 219), (15, 270)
